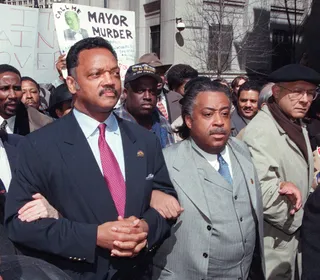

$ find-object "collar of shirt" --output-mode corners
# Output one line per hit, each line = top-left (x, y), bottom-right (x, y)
(191, 138), (232, 172)
(0, 115), (16, 134)
(73, 108), (120, 139)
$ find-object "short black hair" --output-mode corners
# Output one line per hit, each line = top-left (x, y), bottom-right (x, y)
(66, 37), (118, 76)
(176, 77), (231, 140)
(166, 64), (198, 91)
(238, 81), (261, 98)
(0, 64), (21, 77)
(21, 76), (40, 91)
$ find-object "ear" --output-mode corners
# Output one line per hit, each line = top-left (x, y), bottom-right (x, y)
(185, 114), (192, 130)
(272, 84), (280, 99)
(123, 88), (128, 101)
(66, 76), (78, 95)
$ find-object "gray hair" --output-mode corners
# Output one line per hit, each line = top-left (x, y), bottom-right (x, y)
(258, 82), (274, 108)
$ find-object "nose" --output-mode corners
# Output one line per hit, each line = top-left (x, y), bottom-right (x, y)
(101, 72), (114, 86)
(7, 86), (19, 99)
(245, 101), (252, 107)
(212, 112), (224, 127)
(25, 91), (33, 99)
(143, 89), (153, 100)
(301, 92), (310, 103)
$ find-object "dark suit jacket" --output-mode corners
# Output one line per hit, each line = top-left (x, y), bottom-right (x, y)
(301, 188), (320, 279)
(0, 131), (23, 222)
(165, 90), (182, 124)
(5, 112), (176, 280)
(0, 131), (23, 255)
(14, 104), (53, 136)
(231, 109), (250, 137)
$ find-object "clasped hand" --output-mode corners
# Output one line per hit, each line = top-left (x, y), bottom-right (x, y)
(97, 216), (149, 258)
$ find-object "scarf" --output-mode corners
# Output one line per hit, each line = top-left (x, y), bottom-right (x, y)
(267, 96), (308, 162)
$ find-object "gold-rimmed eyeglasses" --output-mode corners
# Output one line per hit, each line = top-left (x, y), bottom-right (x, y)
(277, 84), (319, 101)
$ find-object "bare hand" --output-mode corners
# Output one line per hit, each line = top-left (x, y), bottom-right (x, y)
(97, 217), (147, 257)
(151, 190), (183, 219)
(110, 216), (149, 257)
(18, 193), (59, 222)
(56, 54), (66, 76)
(278, 182), (302, 215)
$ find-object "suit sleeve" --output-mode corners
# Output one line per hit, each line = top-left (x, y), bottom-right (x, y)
(243, 126), (302, 235)
(141, 137), (177, 250)
(5, 138), (98, 263)
(302, 189), (320, 279)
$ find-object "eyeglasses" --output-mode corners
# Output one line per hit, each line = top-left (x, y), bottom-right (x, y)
(277, 85), (318, 101)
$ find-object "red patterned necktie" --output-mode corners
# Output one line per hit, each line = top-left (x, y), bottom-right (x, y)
(98, 123), (126, 217)
(157, 100), (168, 120)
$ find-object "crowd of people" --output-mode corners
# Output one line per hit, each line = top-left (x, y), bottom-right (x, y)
(1, 36), (320, 280)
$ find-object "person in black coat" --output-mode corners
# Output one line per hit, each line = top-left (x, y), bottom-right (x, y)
(301, 185), (320, 279)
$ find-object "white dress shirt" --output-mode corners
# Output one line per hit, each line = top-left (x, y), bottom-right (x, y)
(0, 115), (16, 134)
(192, 139), (234, 179)
(0, 139), (12, 191)
(73, 108), (126, 180)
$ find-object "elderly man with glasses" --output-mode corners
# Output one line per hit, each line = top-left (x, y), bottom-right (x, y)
(242, 64), (320, 280)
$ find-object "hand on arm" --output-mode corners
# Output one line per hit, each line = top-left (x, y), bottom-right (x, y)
(150, 190), (183, 219)
(278, 182), (302, 215)
(18, 193), (60, 222)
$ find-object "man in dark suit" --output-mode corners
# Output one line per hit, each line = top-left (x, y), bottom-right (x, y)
(5, 37), (177, 280)
(0, 64), (53, 136)
(0, 129), (23, 255)
(302, 183), (320, 279)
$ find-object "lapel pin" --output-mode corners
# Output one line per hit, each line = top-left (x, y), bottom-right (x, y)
(137, 150), (144, 157)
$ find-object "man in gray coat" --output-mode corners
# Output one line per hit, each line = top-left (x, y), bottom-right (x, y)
(243, 64), (320, 279)
(152, 78), (265, 280)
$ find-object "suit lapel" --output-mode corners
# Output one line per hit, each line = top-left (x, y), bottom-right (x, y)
(117, 119), (146, 217)
(171, 140), (211, 221)
(228, 140), (258, 211)
(58, 113), (118, 223)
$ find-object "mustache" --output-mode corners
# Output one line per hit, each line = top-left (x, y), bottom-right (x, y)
(209, 127), (228, 135)
(99, 86), (118, 96)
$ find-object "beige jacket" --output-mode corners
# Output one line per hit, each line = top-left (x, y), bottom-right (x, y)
(243, 106), (313, 279)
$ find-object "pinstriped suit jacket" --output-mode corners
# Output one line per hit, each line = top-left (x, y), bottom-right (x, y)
(152, 137), (265, 280)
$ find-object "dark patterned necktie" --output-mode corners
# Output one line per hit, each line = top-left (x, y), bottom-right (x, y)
(0, 120), (7, 131)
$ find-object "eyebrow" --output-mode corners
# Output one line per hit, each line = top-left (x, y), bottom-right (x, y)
(202, 106), (230, 111)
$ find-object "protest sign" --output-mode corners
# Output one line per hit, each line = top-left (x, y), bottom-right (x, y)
(0, 4), (60, 83)
(0, 4), (38, 77)
(52, 3), (135, 78)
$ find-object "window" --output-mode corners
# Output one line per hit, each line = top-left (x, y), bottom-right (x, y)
(208, 24), (233, 71)
(150, 25), (160, 58)
(272, 29), (292, 70)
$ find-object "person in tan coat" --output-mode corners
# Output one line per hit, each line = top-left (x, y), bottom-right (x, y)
(243, 64), (320, 280)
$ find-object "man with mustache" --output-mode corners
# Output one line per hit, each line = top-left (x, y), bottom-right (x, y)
(5, 37), (177, 280)
(152, 78), (265, 280)
(231, 81), (260, 136)
(0, 64), (52, 135)
(242, 64), (320, 279)
(115, 63), (174, 148)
